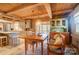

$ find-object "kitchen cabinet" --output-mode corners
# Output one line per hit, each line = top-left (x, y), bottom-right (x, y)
(50, 18), (68, 32)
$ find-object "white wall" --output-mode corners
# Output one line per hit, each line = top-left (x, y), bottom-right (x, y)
(69, 5), (79, 47)
(69, 5), (79, 34)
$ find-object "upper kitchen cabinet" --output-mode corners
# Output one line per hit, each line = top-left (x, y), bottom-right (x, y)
(50, 18), (68, 32)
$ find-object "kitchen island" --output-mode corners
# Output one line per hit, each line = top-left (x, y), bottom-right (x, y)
(0, 31), (20, 47)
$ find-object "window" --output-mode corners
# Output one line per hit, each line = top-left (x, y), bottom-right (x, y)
(36, 22), (50, 34)
(76, 23), (79, 32)
(39, 24), (49, 33)
(74, 15), (79, 32)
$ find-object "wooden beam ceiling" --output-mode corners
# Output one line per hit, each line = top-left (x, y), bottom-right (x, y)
(0, 13), (22, 21)
(0, 3), (77, 21)
(52, 8), (73, 15)
(22, 8), (73, 19)
(0, 4), (23, 12)
(7, 3), (43, 14)
(43, 3), (52, 18)
(6, 3), (36, 13)
(23, 14), (48, 19)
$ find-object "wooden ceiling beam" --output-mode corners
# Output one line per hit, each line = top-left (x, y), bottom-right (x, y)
(23, 14), (48, 19)
(6, 4), (37, 13)
(52, 9), (73, 15)
(43, 3), (52, 18)
(7, 3), (43, 14)
(6, 4), (28, 13)
(73, 3), (79, 9)
(23, 8), (73, 19)
(0, 13), (22, 21)
(4, 9), (72, 20)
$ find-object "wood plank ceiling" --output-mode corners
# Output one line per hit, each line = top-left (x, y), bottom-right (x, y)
(0, 3), (78, 21)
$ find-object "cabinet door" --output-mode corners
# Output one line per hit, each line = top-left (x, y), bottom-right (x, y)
(62, 20), (66, 26)
(51, 21), (55, 26)
(56, 20), (60, 26)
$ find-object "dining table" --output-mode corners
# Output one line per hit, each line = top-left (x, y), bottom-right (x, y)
(18, 33), (48, 55)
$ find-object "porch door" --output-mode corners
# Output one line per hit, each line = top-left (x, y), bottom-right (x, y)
(39, 24), (50, 34)
(36, 23), (50, 34)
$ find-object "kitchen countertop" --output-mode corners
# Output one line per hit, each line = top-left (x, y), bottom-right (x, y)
(0, 31), (20, 34)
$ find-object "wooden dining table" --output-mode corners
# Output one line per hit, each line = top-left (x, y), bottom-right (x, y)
(18, 34), (48, 55)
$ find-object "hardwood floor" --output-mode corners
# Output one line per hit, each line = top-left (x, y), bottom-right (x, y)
(0, 38), (48, 55)
(26, 40), (47, 55)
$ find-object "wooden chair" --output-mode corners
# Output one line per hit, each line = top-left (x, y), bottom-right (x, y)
(25, 38), (37, 54)
(47, 32), (69, 55)
(25, 34), (43, 54)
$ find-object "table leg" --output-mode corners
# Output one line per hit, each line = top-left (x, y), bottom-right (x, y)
(36, 42), (38, 48)
(47, 44), (49, 55)
(41, 41), (43, 55)
(32, 44), (34, 54)
(25, 38), (27, 55)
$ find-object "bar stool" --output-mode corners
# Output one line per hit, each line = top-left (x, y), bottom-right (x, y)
(9, 33), (20, 47)
(0, 36), (8, 47)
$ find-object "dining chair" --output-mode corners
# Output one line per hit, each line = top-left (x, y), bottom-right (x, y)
(47, 32), (69, 55)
